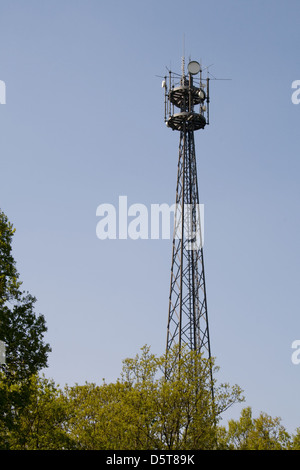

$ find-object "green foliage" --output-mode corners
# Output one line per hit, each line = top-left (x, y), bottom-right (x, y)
(0, 345), (300, 450)
(0, 294), (51, 382)
(63, 345), (244, 450)
(0, 210), (21, 305)
(0, 373), (74, 449)
(0, 209), (52, 448)
(0, 209), (51, 383)
(291, 428), (300, 450)
(218, 406), (292, 450)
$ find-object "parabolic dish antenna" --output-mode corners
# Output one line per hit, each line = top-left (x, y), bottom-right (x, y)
(188, 61), (201, 75)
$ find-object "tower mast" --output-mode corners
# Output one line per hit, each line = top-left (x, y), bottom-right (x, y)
(163, 59), (212, 373)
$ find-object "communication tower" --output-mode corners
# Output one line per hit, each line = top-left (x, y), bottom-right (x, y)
(162, 58), (213, 373)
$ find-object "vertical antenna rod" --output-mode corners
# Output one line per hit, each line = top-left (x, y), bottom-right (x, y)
(181, 33), (185, 78)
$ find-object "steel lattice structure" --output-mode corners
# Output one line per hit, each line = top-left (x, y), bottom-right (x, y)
(163, 59), (213, 368)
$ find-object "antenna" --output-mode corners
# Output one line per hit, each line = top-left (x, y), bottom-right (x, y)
(181, 33), (185, 78)
(163, 59), (209, 130)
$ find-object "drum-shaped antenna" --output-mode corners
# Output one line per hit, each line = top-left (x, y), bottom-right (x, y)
(188, 61), (201, 75)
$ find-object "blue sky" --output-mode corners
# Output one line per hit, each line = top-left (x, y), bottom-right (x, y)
(0, 0), (300, 433)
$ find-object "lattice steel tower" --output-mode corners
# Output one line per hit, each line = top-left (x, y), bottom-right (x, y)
(163, 58), (212, 366)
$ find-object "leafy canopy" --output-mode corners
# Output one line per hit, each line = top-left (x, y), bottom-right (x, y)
(0, 208), (51, 382)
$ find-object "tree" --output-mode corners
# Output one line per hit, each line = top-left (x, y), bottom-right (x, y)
(291, 428), (300, 450)
(64, 345), (244, 450)
(0, 210), (21, 305)
(218, 406), (291, 450)
(0, 209), (51, 382)
(0, 209), (51, 446)
(2, 343), (300, 450)
(0, 293), (51, 382)
(64, 381), (136, 450)
(0, 373), (74, 450)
